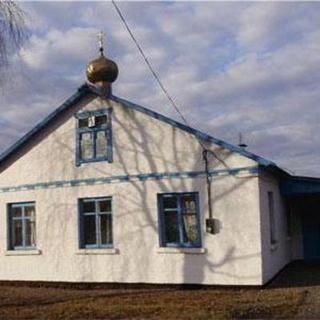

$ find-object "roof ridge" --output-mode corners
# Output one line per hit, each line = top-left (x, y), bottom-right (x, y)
(109, 94), (278, 169)
(0, 83), (286, 175)
(0, 84), (90, 165)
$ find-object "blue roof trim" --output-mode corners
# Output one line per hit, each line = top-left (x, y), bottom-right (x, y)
(0, 84), (91, 165)
(280, 176), (320, 195)
(0, 166), (258, 194)
(0, 82), (276, 169)
(109, 94), (275, 168)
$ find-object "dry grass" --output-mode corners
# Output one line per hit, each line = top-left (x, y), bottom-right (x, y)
(0, 283), (306, 319)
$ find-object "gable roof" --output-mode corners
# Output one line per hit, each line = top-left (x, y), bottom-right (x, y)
(0, 83), (284, 173)
(0, 84), (92, 167)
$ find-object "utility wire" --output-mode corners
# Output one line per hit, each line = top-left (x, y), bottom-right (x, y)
(111, 0), (228, 167)
(112, 0), (230, 223)
(111, 0), (232, 165)
(111, 0), (231, 164)
(111, 0), (204, 148)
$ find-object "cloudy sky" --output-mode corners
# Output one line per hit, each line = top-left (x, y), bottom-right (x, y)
(1, 1), (320, 177)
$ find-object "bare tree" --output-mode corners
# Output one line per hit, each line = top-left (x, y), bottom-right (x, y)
(0, 0), (28, 70)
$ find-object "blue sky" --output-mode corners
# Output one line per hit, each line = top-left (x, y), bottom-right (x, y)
(1, 1), (320, 176)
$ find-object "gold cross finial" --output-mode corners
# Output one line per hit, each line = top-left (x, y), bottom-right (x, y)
(98, 31), (104, 55)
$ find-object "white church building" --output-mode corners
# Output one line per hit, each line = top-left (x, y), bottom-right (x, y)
(0, 44), (318, 286)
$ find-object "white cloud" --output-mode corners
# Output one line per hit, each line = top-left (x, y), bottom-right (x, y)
(20, 27), (99, 71)
(237, 2), (320, 51)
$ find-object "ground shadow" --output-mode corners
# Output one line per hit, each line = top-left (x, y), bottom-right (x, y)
(268, 260), (320, 288)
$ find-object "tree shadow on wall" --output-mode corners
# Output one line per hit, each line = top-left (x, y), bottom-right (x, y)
(1, 96), (262, 285)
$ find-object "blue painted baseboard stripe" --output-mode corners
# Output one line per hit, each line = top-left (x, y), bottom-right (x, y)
(0, 166), (258, 194)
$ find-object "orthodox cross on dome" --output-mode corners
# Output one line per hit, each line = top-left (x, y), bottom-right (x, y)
(98, 31), (104, 55)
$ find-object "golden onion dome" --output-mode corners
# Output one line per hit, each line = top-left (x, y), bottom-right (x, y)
(86, 53), (119, 84)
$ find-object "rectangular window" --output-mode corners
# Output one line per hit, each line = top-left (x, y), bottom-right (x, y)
(79, 197), (113, 248)
(8, 202), (36, 250)
(285, 200), (292, 237)
(75, 109), (112, 166)
(268, 191), (277, 244)
(158, 193), (201, 248)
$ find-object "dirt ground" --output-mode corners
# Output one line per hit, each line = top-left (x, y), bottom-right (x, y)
(0, 261), (319, 319)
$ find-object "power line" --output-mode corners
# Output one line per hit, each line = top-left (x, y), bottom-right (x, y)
(111, 0), (229, 164)
(111, 0), (200, 142)
(111, 0), (231, 167)
(111, 0), (229, 223)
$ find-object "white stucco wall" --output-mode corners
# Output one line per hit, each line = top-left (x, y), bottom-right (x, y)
(258, 171), (292, 284)
(0, 95), (263, 285)
(0, 97), (256, 185)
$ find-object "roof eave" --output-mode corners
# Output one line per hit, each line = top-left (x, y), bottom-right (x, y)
(0, 83), (286, 176)
(109, 93), (277, 169)
(0, 83), (91, 165)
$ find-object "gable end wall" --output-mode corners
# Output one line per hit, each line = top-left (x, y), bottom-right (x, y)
(0, 95), (263, 285)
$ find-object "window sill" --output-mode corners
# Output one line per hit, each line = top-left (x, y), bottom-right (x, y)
(5, 249), (41, 256)
(76, 248), (119, 255)
(76, 159), (111, 167)
(157, 247), (206, 254)
(270, 243), (278, 252)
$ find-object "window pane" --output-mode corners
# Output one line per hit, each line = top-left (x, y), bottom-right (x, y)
(84, 215), (97, 245)
(24, 205), (35, 218)
(100, 214), (112, 245)
(78, 118), (88, 128)
(95, 115), (107, 127)
(99, 200), (111, 213)
(13, 220), (23, 247)
(182, 195), (196, 214)
(12, 207), (22, 218)
(25, 219), (36, 247)
(182, 195), (198, 243)
(96, 131), (107, 158)
(182, 214), (198, 243)
(164, 211), (179, 243)
(163, 196), (177, 210)
(80, 132), (94, 160)
(82, 201), (95, 213)
(268, 191), (277, 244)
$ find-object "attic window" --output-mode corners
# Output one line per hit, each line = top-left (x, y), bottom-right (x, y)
(75, 109), (113, 166)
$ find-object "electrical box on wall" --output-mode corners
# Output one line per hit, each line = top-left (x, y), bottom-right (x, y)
(206, 218), (216, 234)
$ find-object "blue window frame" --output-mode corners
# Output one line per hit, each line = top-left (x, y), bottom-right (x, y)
(158, 192), (201, 248)
(75, 108), (113, 166)
(8, 202), (36, 250)
(79, 197), (113, 248)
